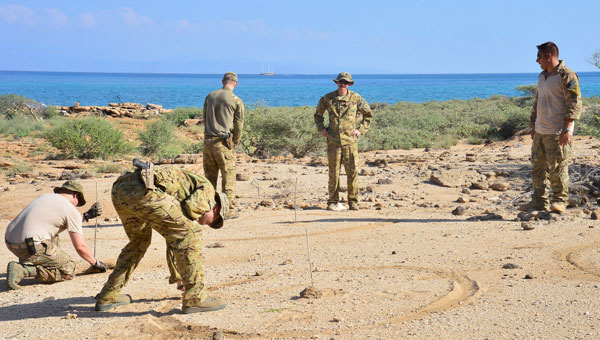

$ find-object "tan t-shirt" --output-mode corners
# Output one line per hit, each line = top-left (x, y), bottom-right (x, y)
(5, 193), (83, 243)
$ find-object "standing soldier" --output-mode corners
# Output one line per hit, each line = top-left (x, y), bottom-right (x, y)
(203, 71), (244, 210)
(95, 162), (231, 314)
(520, 42), (582, 213)
(5, 181), (105, 290)
(314, 72), (373, 211)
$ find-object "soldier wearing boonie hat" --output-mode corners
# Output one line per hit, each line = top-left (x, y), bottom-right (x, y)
(203, 71), (244, 212)
(95, 164), (231, 314)
(315, 72), (373, 211)
(4, 180), (105, 290)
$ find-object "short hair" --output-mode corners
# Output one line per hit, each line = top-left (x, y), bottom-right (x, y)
(537, 42), (559, 57)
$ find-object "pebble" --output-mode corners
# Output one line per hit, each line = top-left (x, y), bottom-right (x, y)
(521, 222), (535, 230)
(502, 263), (522, 269)
(452, 206), (465, 216)
(212, 331), (225, 340)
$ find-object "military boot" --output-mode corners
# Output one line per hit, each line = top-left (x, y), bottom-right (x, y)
(518, 201), (548, 212)
(182, 295), (227, 314)
(95, 294), (132, 311)
(349, 202), (360, 211)
(6, 261), (36, 290)
(550, 202), (566, 214)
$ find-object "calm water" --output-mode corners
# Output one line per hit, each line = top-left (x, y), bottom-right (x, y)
(1, 71), (600, 108)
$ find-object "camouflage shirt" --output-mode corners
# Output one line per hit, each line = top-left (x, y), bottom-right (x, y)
(314, 90), (373, 145)
(203, 87), (245, 144)
(530, 60), (582, 134)
(153, 166), (216, 221)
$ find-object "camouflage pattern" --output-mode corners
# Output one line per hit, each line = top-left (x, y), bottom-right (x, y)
(530, 60), (582, 130)
(96, 167), (217, 306)
(53, 180), (86, 206)
(531, 133), (571, 204)
(203, 88), (244, 145)
(6, 237), (75, 282)
(203, 138), (236, 209)
(333, 72), (354, 85)
(327, 141), (359, 204)
(314, 90), (373, 146)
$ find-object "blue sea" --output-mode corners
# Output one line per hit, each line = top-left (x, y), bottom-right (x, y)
(1, 71), (600, 109)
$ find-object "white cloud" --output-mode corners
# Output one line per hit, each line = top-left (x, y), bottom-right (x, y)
(77, 7), (154, 28)
(0, 4), (37, 27)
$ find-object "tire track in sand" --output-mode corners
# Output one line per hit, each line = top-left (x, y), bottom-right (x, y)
(559, 241), (600, 279)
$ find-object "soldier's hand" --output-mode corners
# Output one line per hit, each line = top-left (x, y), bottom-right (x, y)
(530, 130), (535, 140)
(559, 130), (571, 146)
(92, 260), (108, 272)
(320, 129), (327, 138)
(350, 129), (361, 138)
(83, 202), (103, 222)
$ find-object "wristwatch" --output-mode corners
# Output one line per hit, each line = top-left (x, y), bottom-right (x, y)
(560, 127), (569, 134)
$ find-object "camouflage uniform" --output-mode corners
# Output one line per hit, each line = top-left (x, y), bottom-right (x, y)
(529, 60), (582, 206)
(96, 166), (217, 307)
(203, 72), (244, 209)
(314, 73), (373, 205)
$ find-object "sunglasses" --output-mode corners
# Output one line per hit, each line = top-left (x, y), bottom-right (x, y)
(338, 80), (350, 85)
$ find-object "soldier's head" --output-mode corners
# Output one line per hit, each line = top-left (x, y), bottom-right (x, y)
(536, 42), (559, 72)
(222, 71), (238, 89)
(198, 192), (230, 229)
(333, 72), (353, 95)
(53, 180), (86, 207)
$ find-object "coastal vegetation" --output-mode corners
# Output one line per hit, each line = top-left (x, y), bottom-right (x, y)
(0, 92), (599, 162)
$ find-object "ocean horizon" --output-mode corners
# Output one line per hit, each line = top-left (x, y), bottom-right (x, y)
(1, 70), (600, 109)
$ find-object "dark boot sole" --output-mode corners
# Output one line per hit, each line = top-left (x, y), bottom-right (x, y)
(6, 261), (22, 290)
(182, 303), (227, 314)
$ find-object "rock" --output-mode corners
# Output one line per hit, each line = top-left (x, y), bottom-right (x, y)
(206, 242), (225, 248)
(254, 271), (263, 276)
(236, 173), (250, 181)
(537, 211), (552, 220)
(452, 206), (466, 216)
(502, 263), (521, 269)
(521, 222), (535, 230)
(377, 178), (393, 185)
(259, 200), (274, 207)
(174, 154), (200, 164)
(456, 197), (466, 203)
(299, 286), (322, 299)
(331, 317), (344, 323)
(461, 188), (471, 194)
(430, 168), (485, 188)
(65, 313), (78, 319)
(212, 331), (225, 340)
(365, 185), (375, 193)
(490, 181), (510, 191)
(568, 195), (586, 208)
(183, 118), (200, 127)
(570, 184), (590, 196)
(360, 168), (375, 176)
(146, 103), (163, 110)
(467, 213), (503, 221)
(524, 274), (534, 279)
(471, 182), (489, 190)
(591, 210), (599, 220)
(281, 259), (292, 265)
(517, 212), (534, 222)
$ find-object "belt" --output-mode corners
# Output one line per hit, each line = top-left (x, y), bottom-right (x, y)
(5, 240), (42, 249)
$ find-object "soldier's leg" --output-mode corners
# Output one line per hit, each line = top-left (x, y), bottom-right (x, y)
(29, 238), (76, 282)
(141, 192), (207, 306)
(531, 133), (549, 207)
(212, 142), (236, 208)
(96, 214), (152, 302)
(203, 140), (219, 190)
(545, 134), (571, 203)
(327, 141), (342, 205)
(342, 143), (359, 204)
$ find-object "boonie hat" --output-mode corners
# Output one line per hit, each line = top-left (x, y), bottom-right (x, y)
(223, 71), (238, 82)
(209, 192), (230, 229)
(333, 72), (354, 85)
(54, 180), (86, 206)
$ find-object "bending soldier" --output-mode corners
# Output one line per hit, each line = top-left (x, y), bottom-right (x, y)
(95, 163), (230, 314)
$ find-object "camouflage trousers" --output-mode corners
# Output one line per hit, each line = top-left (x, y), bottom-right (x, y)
(327, 141), (359, 204)
(531, 133), (571, 204)
(96, 172), (207, 305)
(6, 236), (76, 282)
(203, 138), (235, 208)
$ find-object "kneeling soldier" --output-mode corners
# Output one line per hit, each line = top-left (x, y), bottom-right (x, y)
(95, 161), (230, 314)
(4, 181), (105, 290)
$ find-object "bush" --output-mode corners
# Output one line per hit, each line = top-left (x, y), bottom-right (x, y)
(0, 94), (43, 119)
(0, 117), (48, 139)
(95, 162), (127, 174)
(241, 106), (324, 157)
(163, 107), (202, 126)
(2, 160), (34, 176)
(44, 117), (131, 159)
(138, 120), (182, 158)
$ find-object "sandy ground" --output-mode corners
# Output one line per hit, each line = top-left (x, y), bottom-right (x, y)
(1, 136), (600, 340)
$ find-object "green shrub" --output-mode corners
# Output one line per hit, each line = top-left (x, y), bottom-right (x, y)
(95, 162), (127, 174)
(241, 106), (324, 157)
(0, 117), (47, 139)
(2, 160), (33, 176)
(138, 120), (182, 158)
(44, 117), (131, 159)
(163, 107), (202, 126)
(0, 94), (43, 119)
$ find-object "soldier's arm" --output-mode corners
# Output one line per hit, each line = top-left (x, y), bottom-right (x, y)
(529, 89), (538, 131)
(182, 174), (213, 221)
(232, 99), (244, 145)
(561, 71), (583, 121)
(202, 98), (208, 127)
(69, 231), (96, 265)
(314, 97), (327, 132)
(357, 97), (373, 135)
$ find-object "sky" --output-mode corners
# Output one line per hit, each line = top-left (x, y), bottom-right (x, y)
(1, 0), (599, 74)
